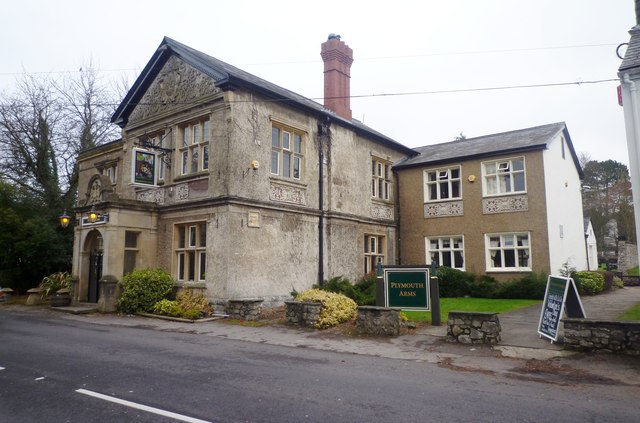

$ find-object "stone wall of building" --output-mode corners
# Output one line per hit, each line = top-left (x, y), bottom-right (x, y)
(563, 318), (640, 354)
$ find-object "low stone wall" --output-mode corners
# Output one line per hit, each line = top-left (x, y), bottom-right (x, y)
(563, 318), (640, 354)
(284, 301), (322, 327)
(447, 311), (501, 344)
(226, 299), (263, 321)
(356, 306), (401, 336)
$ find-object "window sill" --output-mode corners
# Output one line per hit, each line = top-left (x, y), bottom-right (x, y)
(482, 192), (527, 199)
(371, 197), (393, 205)
(424, 197), (462, 204)
(486, 268), (532, 273)
(269, 176), (307, 188)
(174, 172), (209, 183)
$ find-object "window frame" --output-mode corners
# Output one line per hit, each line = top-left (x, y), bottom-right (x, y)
(425, 235), (465, 270)
(178, 118), (210, 176)
(364, 234), (386, 274)
(271, 124), (304, 180)
(175, 222), (207, 282)
(482, 157), (526, 197)
(485, 232), (531, 272)
(123, 231), (139, 276)
(423, 165), (462, 202)
(371, 157), (392, 201)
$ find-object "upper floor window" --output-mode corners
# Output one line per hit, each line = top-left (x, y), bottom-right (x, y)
(102, 164), (118, 185)
(271, 125), (303, 180)
(424, 166), (461, 202)
(372, 158), (391, 200)
(426, 236), (464, 270)
(482, 157), (526, 196)
(364, 234), (385, 274)
(175, 222), (207, 282)
(180, 119), (210, 176)
(485, 232), (531, 271)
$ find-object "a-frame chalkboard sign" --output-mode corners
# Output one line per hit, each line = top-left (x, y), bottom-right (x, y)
(537, 275), (586, 343)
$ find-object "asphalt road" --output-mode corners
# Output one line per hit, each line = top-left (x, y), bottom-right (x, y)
(1, 309), (638, 423)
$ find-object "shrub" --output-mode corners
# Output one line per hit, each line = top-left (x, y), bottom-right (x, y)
(613, 274), (624, 289)
(118, 268), (175, 314)
(176, 290), (213, 317)
(295, 289), (357, 329)
(151, 290), (213, 319)
(494, 273), (547, 299)
(436, 267), (473, 297)
(354, 271), (377, 306)
(597, 271), (614, 292)
(572, 271), (604, 295)
(319, 276), (359, 302)
(316, 272), (377, 306)
(38, 271), (72, 297)
(469, 275), (499, 298)
(153, 299), (183, 317)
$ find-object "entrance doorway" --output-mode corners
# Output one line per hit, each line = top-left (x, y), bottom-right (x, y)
(88, 251), (103, 303)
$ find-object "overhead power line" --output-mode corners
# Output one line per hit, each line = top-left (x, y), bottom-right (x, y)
(0, 78), (620, 111)
(0, 42), (620, 76)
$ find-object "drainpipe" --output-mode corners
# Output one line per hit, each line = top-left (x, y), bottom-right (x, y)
(318, 118), (331, 286)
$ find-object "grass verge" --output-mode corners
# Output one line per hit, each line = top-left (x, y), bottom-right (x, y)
(617, 303), (640, 321)
(403, 297), (540, 323)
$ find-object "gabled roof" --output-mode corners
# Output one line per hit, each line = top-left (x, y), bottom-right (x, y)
(394, 122), (584, 179)
(112, 37), (416, 156)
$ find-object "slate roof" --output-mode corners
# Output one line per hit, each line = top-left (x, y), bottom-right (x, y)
(394, 122), (584, 179)
(619, 26), (640, 74)
(112, 37), (416, 156)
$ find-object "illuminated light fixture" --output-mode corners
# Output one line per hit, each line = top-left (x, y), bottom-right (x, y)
(59, 211), (71, 228)
(87, 206), (100, 223)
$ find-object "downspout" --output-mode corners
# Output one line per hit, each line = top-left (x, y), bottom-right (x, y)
(318, 117), (331, 286)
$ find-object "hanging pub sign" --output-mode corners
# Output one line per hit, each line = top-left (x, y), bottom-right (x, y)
(537, 275), (586, 343)
(132, 148), (157, 186)
(383, 266), (430, 310)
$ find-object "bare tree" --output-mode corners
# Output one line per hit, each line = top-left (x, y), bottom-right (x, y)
(0, 73), (66, 208)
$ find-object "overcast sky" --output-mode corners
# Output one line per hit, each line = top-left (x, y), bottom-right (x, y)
(2, 0), (636, 165)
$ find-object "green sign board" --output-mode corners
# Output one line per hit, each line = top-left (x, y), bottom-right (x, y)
(538, 275), (585, 342)
(384, 267), (430, 310)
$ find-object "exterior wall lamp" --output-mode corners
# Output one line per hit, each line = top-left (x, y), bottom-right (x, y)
(59, 211), (71, 228)
(87, 206), (100, 223)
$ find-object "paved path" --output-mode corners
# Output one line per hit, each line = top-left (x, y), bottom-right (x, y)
(499, 286), (640, 350)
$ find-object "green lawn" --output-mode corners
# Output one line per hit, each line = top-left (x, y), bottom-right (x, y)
(403, 297), (540, 323)
(627, 266), (639, 276)
(617, 303), (640, 321)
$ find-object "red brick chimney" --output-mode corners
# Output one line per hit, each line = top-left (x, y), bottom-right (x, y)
(320, 34), (353, 120)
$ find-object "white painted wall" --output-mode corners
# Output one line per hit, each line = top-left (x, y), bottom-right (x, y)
(543, 130), (588, 273)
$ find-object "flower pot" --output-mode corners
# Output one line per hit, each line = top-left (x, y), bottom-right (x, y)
(50, 294), (71, 307)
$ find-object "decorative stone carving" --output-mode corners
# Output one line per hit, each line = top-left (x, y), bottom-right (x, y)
(80, 174), (117, 206)
(424, 201), (464, 218)
(482, 195), (528, 214)
(176, 184), (189, 201)
(270, 182), (307, 205)
(371, 203), (393, 220)
(136, 188), (165, 204)
(128, 56), (220, 123)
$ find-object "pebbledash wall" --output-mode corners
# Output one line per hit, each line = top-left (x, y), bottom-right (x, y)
(72, 37), (412, 308)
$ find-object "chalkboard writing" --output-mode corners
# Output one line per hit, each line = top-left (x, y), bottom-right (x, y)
(538, 276), (585, 342)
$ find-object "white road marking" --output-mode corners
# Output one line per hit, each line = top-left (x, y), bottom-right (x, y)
(75, 389), (212, 423)
(35, 377), (45, 381)
(0, 367), (5, 371)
